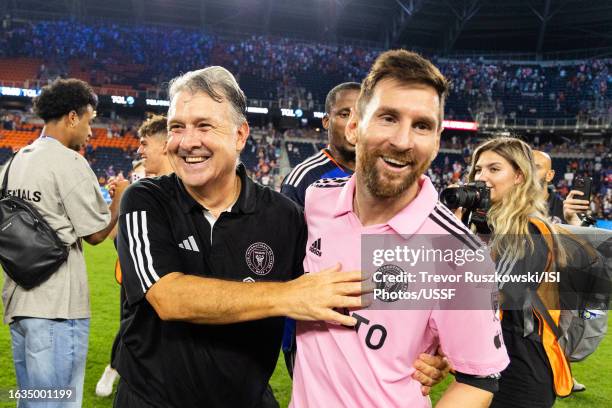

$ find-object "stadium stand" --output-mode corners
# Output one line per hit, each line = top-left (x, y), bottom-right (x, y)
(0, 109), (609, 219)
(0, 21), (610, 123)
(0, 19), (610, 219)
(285, 141), (316, 168)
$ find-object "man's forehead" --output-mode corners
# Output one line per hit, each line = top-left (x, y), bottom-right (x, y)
(362, 80), (440, 121)
(374, 79), (439, 104)
(141, 132), (166, 143)
(169, 90), (225, 120)
(334, 89), (359, 107)
(533, 151), (552, 169)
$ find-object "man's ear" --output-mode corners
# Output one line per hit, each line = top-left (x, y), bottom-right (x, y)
(235, 121), (250, 152)
(345, 108), (359, 145)
(65, 110), (78, 128)
(322, 114), (330, 130)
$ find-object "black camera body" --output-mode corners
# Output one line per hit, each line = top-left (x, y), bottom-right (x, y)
(440, 181), (492, 233)
(440, 180), (491, 211)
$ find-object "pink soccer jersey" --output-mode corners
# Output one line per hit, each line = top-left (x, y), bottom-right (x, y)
(290, 175), (510, 408)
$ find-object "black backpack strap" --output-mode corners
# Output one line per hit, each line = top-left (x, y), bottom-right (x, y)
(1, 152), (17, 198)
(532, 292), (564, 340)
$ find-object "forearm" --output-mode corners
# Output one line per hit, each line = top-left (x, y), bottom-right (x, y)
(435, 380), (493, 408)
(145, 266), (366, 326)
(84, 200), (119, 245)
(86, 200), (120, 244)
(147, 272), (290, 324)
(100, 201), (120, 239)
(107, 223), (118, 241)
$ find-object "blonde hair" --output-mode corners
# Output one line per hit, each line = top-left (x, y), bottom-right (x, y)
(467, 136), (558, 260)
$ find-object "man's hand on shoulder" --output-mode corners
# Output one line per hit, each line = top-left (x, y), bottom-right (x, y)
(412, 350), (452, 396)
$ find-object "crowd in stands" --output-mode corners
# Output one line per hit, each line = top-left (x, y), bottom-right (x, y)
(1, 111), (26, 131)
(1, 20), (611, 122)
(242, 127), (283, 187)
(441, 59), (611, 121)
(0, 18), (611, 217)
(0, 107), (610, 218)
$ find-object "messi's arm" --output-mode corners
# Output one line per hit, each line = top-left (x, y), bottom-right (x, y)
(435, 380), (493, 407)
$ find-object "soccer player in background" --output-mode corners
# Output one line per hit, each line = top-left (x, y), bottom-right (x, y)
(281, 82), (360, 206)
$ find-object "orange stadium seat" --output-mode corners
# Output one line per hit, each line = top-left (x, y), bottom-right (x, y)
(89, 128), (139, 149)
(0, 58), (42, 82)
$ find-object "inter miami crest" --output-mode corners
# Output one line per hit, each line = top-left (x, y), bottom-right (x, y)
(375, 264), (408, 303)
(245, 242), (275, 276)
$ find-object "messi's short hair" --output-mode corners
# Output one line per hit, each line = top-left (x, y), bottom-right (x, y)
(357, 50), (449, 124)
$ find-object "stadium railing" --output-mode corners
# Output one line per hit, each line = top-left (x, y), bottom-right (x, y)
(479, 117), (612, 132)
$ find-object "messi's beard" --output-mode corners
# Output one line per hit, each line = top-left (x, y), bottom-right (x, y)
(357, 145), (431, 198)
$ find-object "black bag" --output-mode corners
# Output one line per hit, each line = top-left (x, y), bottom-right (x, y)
(0, 153), (69, 289)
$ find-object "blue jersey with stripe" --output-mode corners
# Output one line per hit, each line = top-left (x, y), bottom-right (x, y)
(281, 148), (352, 207)
(279, 148), (352, 360)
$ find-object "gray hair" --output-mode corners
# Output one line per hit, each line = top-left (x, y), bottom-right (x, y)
(168, 66), (247, 126)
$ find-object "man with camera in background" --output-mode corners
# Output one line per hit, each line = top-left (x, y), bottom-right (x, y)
(533, 149), (592, 227)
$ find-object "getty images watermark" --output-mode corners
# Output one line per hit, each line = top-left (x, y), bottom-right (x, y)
(0, 388), (76, 403)
(360, 234), (596, 311)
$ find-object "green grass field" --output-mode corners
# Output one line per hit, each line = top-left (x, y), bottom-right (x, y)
(1, 240), (610, 407)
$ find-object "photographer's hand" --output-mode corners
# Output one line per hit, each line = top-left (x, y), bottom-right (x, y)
(563, 190), (590, 226)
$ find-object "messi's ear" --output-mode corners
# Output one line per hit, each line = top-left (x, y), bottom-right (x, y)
(345, 108), (359, 146)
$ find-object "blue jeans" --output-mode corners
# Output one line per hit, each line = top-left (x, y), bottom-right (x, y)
(10, 318), (90, 408)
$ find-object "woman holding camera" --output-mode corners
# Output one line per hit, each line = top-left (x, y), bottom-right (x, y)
(465, 137), (571, 408)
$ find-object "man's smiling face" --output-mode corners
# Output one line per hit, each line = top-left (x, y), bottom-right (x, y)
(166, 90), (246, 191)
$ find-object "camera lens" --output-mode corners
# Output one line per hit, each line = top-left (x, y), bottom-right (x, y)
(440, 188), (465, 209)
(440, 186), (480, 210)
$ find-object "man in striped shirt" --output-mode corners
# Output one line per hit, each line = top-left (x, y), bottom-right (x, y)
(281, 82), (360, 207)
